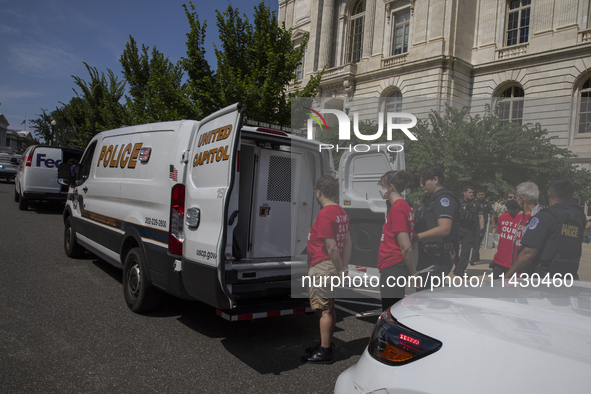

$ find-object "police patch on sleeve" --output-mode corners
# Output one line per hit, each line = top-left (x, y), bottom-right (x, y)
(440, 197), (450, 207)
(528, 217), (539, 230)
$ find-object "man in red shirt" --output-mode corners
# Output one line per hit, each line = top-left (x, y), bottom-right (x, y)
(491, 199), (521, 278)
(378, 170), (417, 311)
(302, 175), (351, 364)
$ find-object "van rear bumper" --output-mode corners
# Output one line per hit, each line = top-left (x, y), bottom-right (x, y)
(22, 191), (67, 201)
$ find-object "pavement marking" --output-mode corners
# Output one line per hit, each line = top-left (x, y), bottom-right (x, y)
(337, 299), (382, 307)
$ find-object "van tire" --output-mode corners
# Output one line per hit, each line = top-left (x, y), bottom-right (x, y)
(64, 216), (85, 258)
(123, 247), (160, 313)
(18, 193), (28, 211)
(14, 188), (19, 202)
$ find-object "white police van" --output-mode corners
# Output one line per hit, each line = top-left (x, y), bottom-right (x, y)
(15, 145), (82, 210)
(59, 103), (402, 319)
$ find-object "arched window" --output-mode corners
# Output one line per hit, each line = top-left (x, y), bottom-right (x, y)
(496, 85), (524, 126)
(384, 90), (403, 125)
(385, 90), (403, 113)
(506, 0), (530, 46)
(578, 77), (591, 134)
(347, 0), (366, 64)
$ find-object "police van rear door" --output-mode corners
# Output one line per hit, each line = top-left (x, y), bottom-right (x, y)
(182, 103), (244, 309)
(338, 143), (405, 269)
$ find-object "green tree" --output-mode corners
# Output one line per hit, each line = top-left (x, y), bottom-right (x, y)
(120, 36), (194, 124)
(60, 63), (127, 148)
(404, 105), (591, 205)
(29, 108), (74, 147)
(182, 1), (322, 125)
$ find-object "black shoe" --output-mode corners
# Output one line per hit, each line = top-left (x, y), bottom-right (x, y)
(301, 346), (334, 364)
(305, 341), (335, 355)
(469, 261), (475, 266)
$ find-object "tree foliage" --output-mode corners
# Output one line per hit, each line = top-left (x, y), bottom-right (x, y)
(60, 62), (127, 147)
(120, 36), (194, 124)
(182, 1), (322, 125)
(29, 108), (73, 147)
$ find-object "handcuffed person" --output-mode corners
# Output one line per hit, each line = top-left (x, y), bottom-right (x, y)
(302, 175), (351, 364)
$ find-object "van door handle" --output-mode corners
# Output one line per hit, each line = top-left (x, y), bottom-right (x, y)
(83, 187), (88, 193)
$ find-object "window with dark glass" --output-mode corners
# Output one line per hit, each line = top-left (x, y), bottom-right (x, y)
(392, 10), (410, 55)
(579, 77), (591, 134)
(506, 0), (531, 46)
(348, 0), (366, 63)
(296, 47), (305, 81)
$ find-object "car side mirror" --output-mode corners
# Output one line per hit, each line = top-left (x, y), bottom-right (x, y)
(57, 162), (72, 186)
(10, 158), (19, 165)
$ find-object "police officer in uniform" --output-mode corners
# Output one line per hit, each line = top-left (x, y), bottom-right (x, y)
(471, 189), (493, 264)
(414, 166), (460, 283)
(454, 186), (483, 276)
(506, 179), (586, 279)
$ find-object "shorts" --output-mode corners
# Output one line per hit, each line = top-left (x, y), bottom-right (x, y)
(308, 259), (338, 310)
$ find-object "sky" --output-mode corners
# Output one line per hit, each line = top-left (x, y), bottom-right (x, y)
(0, 0), (278, 136)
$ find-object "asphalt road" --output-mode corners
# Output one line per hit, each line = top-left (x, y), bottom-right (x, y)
(0, 181), (379, 394)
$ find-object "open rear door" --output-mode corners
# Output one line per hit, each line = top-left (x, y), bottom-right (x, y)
(182, 103), (244, 309)
(338, 143), (405, 269)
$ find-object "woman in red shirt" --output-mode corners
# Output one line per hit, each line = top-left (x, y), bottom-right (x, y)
(378, 170), (416, 311)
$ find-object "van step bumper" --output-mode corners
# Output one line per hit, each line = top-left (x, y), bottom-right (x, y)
(216, 299), (311, 321)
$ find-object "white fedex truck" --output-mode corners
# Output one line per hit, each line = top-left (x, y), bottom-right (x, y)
(59, 103), (402, 319)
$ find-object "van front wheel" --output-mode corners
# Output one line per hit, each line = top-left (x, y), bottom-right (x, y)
(64, 216), (85, 258)
(123, 247), (160, 313)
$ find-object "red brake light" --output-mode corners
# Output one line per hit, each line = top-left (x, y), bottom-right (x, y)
(169, 184), (185, 255)
(256, 127), (288, 137)
(368, 309), (442, 365)
(400, 334), (420, 346)
(25, 154), (33, 167)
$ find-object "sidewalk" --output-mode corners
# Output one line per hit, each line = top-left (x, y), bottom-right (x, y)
(466, 243), (591, 281)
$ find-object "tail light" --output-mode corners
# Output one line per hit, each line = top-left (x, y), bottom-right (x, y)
(367, 308), (442, 365)
(25, 153), (33, 167)
(169, 184), (185, 255)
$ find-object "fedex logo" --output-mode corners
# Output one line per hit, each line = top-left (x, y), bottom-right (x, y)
(36, 154), (61, 168)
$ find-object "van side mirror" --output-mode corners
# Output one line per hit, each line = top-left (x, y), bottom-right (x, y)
(57, 162), (72, 186)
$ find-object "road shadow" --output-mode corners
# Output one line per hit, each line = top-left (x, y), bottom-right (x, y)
(88, 254), (374, 376)
(29, 201), (66, 215)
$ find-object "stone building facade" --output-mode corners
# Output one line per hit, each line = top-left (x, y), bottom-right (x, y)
(279, 0), (591, 168)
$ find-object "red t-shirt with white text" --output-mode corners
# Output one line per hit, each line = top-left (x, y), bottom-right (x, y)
(307, 204), (350, 267)
(378, 199), (414, 272)
(493, 212), (521, 268)
(493, 212), (531, 268)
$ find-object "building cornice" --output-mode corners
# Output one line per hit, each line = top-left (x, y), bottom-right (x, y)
(473, 42), (591, 73)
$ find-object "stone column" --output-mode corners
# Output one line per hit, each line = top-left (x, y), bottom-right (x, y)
(317, 0), (335, 69)
(362, 0), (376, 58)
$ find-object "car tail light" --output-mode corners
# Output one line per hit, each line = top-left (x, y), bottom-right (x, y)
(25, 153), (33, 167)
(367, 308), (442, 365)
(169, 184), (185, 255)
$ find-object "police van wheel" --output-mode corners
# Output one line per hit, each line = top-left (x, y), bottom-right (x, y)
(64, 216), (85, 258)
(123, 247), (160, 313)
(18, 193), (28, 211)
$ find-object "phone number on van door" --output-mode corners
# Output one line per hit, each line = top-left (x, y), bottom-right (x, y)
(145, 217), (167, 228)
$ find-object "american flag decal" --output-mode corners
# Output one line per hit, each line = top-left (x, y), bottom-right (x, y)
(169, 165), (178, 182)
